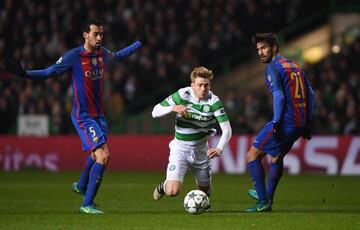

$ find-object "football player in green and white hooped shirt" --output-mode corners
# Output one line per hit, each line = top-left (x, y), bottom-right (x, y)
(152, 66), (232, 202)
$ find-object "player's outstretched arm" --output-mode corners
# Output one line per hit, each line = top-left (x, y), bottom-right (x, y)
(1, 58), (57, 80)
(114, 41), (142, 60)
(207, 121), (232, 159)
(272, 89), (285, 142)
(152, 103), (174, 118)
(1, 59), (26, 78)
(1, 50), (74, 80)
(26, 66), (59, 80)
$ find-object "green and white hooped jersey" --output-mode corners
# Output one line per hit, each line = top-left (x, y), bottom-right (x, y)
(161, 87), (229, 147)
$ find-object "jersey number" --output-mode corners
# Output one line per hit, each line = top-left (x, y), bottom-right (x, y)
(290, 72), (305, 99)
(89, 127), (96, 137)
(290, 72), (306, 108)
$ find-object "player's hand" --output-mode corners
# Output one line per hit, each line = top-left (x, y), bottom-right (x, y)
(273, 122), (283, 142)
(302, 120), (312, 140)
(172, 105), (189, 118)
(207, 148), (222, 159)
(138, 25), (147, 45)
(0, 59), (26, 78)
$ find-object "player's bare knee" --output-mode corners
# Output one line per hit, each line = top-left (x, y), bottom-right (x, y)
(271, 154), (284, 164)
(166, 188), (180, 197)
(246, 147), (264, 162)
(93, 144), (111, 165)
(103, 153), (110, 165)
(95, 151), (110, 165)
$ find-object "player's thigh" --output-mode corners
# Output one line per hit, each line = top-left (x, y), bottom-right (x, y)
(71, 115), (107, 152)
(96, 116), (108, 140)
(255, 122), (303, 157)
(278, 127), (303, 155)
(166, 150), (189, 184)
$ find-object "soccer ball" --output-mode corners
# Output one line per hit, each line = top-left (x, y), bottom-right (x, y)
(183, 190), (210, 214)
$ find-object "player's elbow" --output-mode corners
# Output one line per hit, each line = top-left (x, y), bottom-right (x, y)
(151, 108), (157, 118)
(151, 104), (163, 118)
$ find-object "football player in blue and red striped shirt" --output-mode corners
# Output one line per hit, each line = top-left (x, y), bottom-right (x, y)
(245, 33), (315, 212)
(2, 18), (146, 214)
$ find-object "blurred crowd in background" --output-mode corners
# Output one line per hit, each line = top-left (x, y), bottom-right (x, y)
(0, 0), (358, 135)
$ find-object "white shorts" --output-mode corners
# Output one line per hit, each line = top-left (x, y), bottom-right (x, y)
(166, 140), (212, 186)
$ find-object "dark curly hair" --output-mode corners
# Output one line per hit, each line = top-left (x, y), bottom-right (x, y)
(251, 32), (279, 52)
(82, 18), (103, 33)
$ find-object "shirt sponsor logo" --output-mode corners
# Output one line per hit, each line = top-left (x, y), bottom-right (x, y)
(84, 68), (104, 80)
(190, 113), (212, 121)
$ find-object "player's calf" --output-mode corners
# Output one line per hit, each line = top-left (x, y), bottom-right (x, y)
(198, 185), (211, 197)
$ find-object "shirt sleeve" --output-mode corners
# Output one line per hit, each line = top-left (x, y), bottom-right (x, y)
(267, 64), (285, 123)
(26, 50), (74, 80)
(212, 100), (229, 123)
(103, 41), (142, 63)
(216, 120), (232, 150)
(266, 64), (282, 93)
(151, 92), (177, 118)
(151, 103), (173, 118)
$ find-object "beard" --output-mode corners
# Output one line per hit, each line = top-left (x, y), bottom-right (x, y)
(93, 42), (102, 50)
(260, 50), (273, 63)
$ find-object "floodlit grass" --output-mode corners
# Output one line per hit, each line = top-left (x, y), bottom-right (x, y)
(0, 171), (359, 230)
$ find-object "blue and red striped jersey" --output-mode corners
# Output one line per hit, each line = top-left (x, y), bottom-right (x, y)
(26, 41), (142, 118)
(265, 55), (314, 127)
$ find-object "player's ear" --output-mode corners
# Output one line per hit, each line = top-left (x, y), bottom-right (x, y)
(272, 45), (278, 53)
(83, 32), (88, 40)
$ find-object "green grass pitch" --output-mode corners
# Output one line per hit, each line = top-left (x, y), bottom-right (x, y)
(0, 171), (359, 230)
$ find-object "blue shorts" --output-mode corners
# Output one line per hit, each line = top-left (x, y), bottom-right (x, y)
(71, 115), (108, 152)
(253, 121), (303, 157)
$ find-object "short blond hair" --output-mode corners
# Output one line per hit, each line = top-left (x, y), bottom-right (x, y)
(190, 66), (213, 82)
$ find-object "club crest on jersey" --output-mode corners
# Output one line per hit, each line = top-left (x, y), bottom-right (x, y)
(98, 57), (103, 64)
(91, 57), (97, 65)
(203, 105), (211, 113)
(169, 165), (176, 171)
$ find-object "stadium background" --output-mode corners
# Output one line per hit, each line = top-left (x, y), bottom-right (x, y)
(0, 0), (358, 174)
(0, 1), (359, 229)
